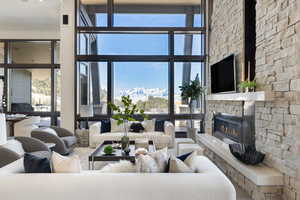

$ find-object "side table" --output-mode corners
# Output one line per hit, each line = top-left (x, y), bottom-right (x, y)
(76, 129), (89, 147)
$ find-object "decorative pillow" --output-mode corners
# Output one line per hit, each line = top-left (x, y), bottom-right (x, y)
(130, 123), (144, 133)
(2, 139), (25, 157)
(100, 119), (111, 133)
(100, 160), (136, 173)
(183, 151), (198, 172)
(51, 152), (81, 173)
(136, 154), (160, 173)
(110, 118), (124, 132)
(148, 147), (169, 172)
(168, 156), (193, 173)
(142, 119), (156, 132)
(166, 151), (193, 172)
(155, 120), (165, 132)
(24, 153), (51, 173)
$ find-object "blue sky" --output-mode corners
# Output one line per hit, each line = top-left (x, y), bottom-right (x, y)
(92, 14), (202, 95)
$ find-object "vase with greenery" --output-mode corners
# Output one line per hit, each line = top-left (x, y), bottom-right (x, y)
(238, 79), (257, 92)
(179, 78), (204, 140)
(108, 95), (148, 152)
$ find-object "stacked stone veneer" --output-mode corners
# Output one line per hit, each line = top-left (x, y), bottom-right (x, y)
(205, 0), (300, 200)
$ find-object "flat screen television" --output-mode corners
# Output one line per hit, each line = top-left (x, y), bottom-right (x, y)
(211, 54), (236, 93)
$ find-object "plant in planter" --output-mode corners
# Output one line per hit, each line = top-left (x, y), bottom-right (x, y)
(238, 79), (257, 92)
(104, 145), (115, 155)
(179, 77), (205, 140)
(108, 95), (148, 153)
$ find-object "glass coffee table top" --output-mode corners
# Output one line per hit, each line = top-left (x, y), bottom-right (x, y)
(89, 140), (156, 170)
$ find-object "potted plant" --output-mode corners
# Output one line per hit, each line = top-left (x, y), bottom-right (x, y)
(238, 79), (257, 92)
(179, 78), (205, 140)
(108, 95), (148, 153)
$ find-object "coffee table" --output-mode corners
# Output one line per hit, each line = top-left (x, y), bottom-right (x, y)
(89, 140), (156, 170)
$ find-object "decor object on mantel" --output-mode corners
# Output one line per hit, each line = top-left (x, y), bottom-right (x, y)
(108, 95), (148, 153)
(238, 79), (257, 92)
(179, 75), (205, 140)
(229, 143), (265, 165)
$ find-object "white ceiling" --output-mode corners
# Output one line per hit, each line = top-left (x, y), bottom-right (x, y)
(0, 0), (60, 32)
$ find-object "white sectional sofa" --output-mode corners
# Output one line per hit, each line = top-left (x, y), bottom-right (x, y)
(0, 156), (236, 200)
(89, 121), (175, 149)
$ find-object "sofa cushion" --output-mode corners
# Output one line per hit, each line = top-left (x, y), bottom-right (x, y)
(31, 151), (51, 160)
(51, 152), (81, 173)
(24, 153), (51, 173)
(100, 119), (111, 133)
(61, 136), (77, 148)
(155, 120), (165, 132)
(110, 119), (125, 132)
(1, 139), (25, 157)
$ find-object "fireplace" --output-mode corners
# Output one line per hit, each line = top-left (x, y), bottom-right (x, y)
(213, 102), (256, 145)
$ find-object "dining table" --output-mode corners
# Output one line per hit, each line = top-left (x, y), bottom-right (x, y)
(5, 115), (29, 137)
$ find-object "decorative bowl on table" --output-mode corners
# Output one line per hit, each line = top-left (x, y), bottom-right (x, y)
(229, 143), (265, 165)
(103, 145), (116, 155)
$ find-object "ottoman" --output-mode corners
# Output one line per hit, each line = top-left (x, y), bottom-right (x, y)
(174, 138), (195, 156)
(178, 143), (204, 156)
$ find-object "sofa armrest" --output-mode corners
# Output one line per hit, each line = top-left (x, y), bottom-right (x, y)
(0, 147), (21, 168)
(164, 121), (175, 147)
(15, 137), (50, 153)
(89, 122), (101, 148)
(51, 126), (74, 137)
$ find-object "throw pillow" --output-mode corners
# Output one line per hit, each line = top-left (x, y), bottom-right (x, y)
(184, 151), (198, 172)
(110, 118), (124, 132)
(136, 154), (160, 173)
(51, 152), (81, 173)
(130, 123), (144, 133)
(168, 156), (193, 173)
(100, 160), (136, 173)
(142, 119), (156, 132)
(155, 120), (165, 132)
(24, 153), (51, 173)
(165, 151), (193, 172)
(100, 119), (111, 133)
(148, 147), (169, 172)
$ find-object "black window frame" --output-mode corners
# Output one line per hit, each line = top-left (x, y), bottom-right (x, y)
(0, 39), (61, 126)
(75, 0), (206, 130)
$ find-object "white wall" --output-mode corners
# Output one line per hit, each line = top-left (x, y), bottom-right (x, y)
(60, 0), (75, 132)
(0, 30), (59, 40)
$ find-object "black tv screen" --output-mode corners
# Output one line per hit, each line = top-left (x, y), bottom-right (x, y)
(211, 55), (236, 93)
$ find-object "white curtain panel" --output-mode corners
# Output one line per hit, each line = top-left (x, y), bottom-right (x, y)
(0, 113), (7, 145)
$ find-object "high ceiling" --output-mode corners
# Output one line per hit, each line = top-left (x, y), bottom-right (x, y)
(0, 0), (60, 32)
(81, 0), (201, 5)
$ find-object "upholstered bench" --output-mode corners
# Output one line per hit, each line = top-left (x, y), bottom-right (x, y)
(178, 143), (204, 156)
(174, 138), (195, 155)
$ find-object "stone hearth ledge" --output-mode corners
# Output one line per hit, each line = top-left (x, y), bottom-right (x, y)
(206, 91), (275, 101)
(196, 134), (283, 186)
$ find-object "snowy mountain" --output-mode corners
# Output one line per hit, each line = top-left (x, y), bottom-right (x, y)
(117, 88), (168, 102)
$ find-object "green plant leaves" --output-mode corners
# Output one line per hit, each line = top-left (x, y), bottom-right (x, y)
(108, 95), (149, 124)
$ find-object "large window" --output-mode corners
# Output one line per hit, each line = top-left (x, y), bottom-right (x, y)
(76, 0), (206, 129)
(0, 40), (60, 126)
(114, 62), (169, 114)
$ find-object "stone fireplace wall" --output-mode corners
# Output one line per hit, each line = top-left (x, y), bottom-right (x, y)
(206, 0), (300, 199)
